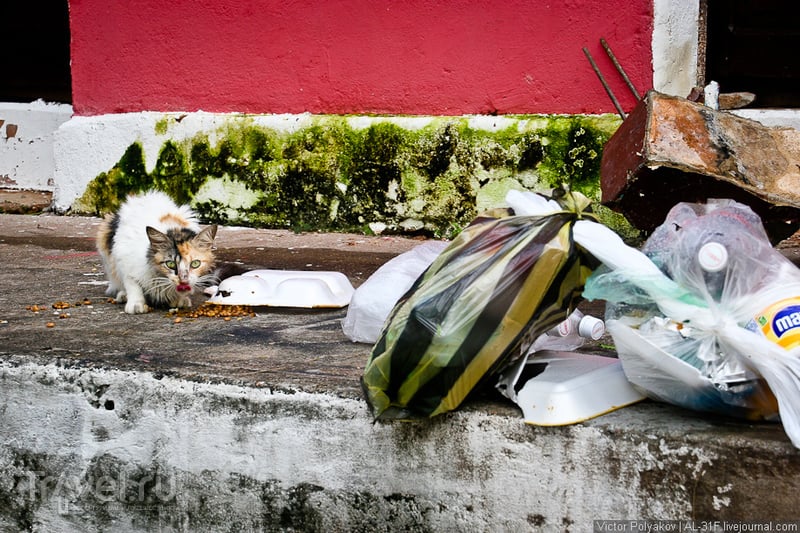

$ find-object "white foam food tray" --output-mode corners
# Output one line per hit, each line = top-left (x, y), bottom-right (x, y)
(514, 351), (646, 426)
(207, 270), (355, 308)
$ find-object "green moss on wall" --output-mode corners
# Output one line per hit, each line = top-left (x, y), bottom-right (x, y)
(74, 143), (149, 215)
(154, 118), (169, 136)
(75, 114), (629, 238)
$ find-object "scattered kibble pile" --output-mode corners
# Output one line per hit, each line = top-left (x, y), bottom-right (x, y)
(169, 302), (256, 321)
(20, 299), (254, 328)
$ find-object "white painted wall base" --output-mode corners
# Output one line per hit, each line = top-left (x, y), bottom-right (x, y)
(50, 111), (562, 214)
(52, 112), (320, 212)
(0, 101), (72, 192)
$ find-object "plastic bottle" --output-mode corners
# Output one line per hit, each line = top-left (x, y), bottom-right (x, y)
(658, 200), (800, 352)
(531, 309), (605, 352)
(697, 241), (729, 301)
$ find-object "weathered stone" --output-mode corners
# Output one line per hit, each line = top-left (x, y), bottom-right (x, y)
(0, 189), (53, 214)
(601, 91), (800, 243)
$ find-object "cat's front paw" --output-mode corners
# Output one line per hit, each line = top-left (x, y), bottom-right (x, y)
(124, 300), (150, 314)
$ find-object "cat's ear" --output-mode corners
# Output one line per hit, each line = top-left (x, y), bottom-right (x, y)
(146, 226), (171, 248)
(194, 225), (218, 250)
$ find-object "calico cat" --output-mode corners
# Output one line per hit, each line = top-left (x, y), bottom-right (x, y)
(96, 191), (218, 314)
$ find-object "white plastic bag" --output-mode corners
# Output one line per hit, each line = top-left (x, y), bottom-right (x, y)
(342, 241), (448, 343)
(580, 200), (800, 448)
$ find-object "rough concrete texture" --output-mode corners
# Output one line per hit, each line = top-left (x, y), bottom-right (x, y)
(0, 101), (73, 192)
(1, 213), (799, 532)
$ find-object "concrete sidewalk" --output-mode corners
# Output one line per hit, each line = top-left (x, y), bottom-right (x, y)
(0, 212), (798, 532)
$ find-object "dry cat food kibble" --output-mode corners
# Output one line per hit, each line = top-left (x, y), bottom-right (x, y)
(170, 302), (256, 319)
(28, 299), (97, 314)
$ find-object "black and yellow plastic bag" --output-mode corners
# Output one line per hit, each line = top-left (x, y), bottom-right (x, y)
(362, 192), (597, 420)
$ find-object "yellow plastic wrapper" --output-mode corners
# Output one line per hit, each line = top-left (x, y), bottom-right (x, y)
(362, 192), (597, 420)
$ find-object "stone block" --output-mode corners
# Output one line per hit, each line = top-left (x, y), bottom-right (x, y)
(601, 91), (800, 243)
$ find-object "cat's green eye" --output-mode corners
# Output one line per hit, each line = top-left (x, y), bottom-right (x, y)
(190, 260), (201, 269)
(165, 260), (177, 270)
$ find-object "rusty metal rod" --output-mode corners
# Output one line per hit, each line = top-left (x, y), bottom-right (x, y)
(600, 37), (640, 101)
(583, 47), (626, 119)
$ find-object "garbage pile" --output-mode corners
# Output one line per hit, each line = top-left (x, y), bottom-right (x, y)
(344, 189), (800, 449)
(584, 200), (800, 428)
(359, 191), (597, 420)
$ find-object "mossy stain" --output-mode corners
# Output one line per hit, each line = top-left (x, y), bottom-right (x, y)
(77, 114), (622, 237)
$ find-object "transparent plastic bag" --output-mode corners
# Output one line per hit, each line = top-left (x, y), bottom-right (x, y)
(362, 191), (598, 420)
(581, 200), (800, 447)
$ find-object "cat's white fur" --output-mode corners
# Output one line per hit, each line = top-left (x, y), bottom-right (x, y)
(98, 191), (202, 314)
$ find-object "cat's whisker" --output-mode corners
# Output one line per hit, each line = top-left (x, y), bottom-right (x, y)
(196, 272), (219, 288)
(143, 277), (176, 302)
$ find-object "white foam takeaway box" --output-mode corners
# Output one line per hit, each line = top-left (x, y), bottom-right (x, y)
(504, 351), (646, 426)
(207, 270), (355, 308)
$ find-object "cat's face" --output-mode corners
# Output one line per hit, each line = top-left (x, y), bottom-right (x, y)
(146, 225), (217, 304)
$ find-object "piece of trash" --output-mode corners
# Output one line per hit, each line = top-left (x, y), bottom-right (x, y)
(345, 190), (564, 345)
(496, 351), (645, 426)
(361, 190), (598, 420)
(530, 309), (605, 353)
(342, 241), (448, 343)
(78, 280), (110, 286)
(703, 80), (720, 110)
(207, 270), (355, 308)
(581, 199), (800, 448)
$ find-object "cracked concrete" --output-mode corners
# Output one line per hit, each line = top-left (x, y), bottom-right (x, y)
(0, 213), (798, 532)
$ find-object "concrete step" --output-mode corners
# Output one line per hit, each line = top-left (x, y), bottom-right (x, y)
(0, 213), (798, 532)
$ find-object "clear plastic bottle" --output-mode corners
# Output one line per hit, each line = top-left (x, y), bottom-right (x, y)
(531, 309), (605, 352)
(697, 240), (729, 301)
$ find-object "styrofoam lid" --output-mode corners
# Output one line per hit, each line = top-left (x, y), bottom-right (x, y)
(207, 269), (354, 308)
(514, 351), (646, 426)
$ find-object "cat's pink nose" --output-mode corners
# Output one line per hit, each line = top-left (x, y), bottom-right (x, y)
(177, 283), (192, 292)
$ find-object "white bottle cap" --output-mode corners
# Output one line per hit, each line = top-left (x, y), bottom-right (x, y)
(578, 315), (605, 340)
(698, 242), (728, 272)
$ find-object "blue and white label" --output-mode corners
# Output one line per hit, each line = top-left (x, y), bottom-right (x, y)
(773, 305), (800, 338)
(752, 297), (800, 350)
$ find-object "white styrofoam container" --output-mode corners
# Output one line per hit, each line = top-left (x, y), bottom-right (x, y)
(503, 351), (646, 426)
(207, 270), (355, 308)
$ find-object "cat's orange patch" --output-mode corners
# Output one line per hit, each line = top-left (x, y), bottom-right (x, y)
(159, 213), (190, 227)
(176, 241), (193, 258)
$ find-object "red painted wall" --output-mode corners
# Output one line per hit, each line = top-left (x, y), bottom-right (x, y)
(69, 0), (653, 116)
